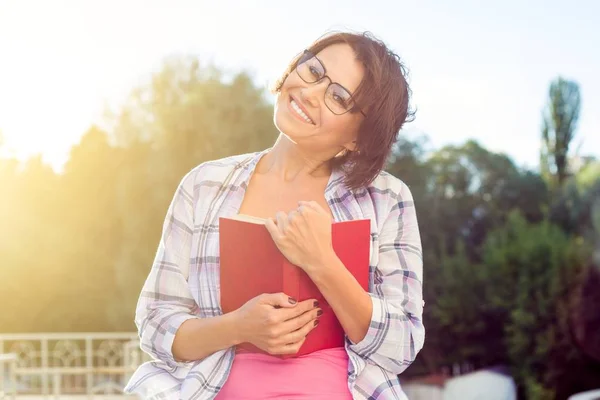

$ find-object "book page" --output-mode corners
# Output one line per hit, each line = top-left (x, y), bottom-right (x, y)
(226, 214), (267, 224)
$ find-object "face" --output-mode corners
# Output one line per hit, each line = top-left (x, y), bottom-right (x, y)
(274, 43), (364, 155)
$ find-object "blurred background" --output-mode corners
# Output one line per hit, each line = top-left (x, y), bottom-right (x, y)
(1, 1), (599, 399)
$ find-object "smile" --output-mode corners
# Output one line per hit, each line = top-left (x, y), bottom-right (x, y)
(289, 96), (315, 125)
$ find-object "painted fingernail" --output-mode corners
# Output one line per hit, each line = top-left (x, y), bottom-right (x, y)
(289, 297), (297, 304)
(317, 309), (323, 317)
(314, 320), (320, 326)
(313, 301), (319, 308)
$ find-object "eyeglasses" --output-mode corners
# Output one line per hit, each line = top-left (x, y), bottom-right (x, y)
(295, 50), (366, 116)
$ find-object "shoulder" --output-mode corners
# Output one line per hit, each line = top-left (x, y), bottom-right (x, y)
(365, 170), (416, 207)
(365, 171), (421, 244)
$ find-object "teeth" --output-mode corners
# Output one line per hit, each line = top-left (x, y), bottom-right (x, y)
(291, 100), (314, 124)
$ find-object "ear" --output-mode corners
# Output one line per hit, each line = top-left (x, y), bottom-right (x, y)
(343, 139), (358, 153)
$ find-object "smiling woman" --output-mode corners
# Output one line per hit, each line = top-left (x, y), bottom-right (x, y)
(124, 30), (423, 400)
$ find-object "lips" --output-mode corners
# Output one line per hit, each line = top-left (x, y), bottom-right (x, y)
(289, 95), (315, 125)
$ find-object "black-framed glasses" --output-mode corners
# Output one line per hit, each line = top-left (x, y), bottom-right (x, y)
(296, 50), (366, 116)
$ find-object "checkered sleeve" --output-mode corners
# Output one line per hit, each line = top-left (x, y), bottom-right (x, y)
(348, 179), (425, 375)
(134, 170), (200, 371)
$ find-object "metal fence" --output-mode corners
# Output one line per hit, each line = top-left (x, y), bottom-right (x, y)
(0, 333), (150, 398)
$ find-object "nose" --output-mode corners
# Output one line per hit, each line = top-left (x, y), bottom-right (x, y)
(300, 78), (329, 109)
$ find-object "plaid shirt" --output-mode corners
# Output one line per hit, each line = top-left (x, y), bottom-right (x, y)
(124, 149), (425, 400)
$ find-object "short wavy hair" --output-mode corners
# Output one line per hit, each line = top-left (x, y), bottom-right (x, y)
(273, 31), (415, 191)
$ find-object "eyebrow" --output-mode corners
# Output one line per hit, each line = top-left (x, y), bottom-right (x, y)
(315, 54), (328, 75)
(313, 54), (356, 98)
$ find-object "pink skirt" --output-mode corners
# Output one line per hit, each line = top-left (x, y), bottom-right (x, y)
(215, 347), (353, 399)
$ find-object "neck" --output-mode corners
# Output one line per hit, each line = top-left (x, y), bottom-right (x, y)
(257, 134), (336, 182)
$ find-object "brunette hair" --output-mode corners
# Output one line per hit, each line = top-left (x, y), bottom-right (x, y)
(273, 31), (415, 190)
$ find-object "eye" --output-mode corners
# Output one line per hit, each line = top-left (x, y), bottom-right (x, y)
(308, 65), (322, 79)
(331, 89), (350, 108)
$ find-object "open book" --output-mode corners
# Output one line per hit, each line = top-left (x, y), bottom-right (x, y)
(219, 214), (371, 357)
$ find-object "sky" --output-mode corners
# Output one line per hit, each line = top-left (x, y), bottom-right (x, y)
(0, 0), (599, 172)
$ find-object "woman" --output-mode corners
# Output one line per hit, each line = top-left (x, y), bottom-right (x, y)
(124, 30), (424, 400)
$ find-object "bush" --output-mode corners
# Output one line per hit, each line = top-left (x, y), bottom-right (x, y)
(483, 211), (589, 399)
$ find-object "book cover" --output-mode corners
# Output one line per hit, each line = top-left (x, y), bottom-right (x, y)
(219, 214), (370, 357)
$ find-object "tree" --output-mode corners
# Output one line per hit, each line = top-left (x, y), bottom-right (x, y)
(570, 263), (600, 360)
(385, 134), (431, 201)
(430, 242), (501, 368)
(550, 161), (600, 249)
(483, 212), (591, 399)
(541, 77), (581, 188)
(0, 57), (281, 332)
(0, 154), (61, 332)
(413, 140), (547, 260)
(53, 126), (124, 331)
(106, 56), (279, 330)
(112, 56), (277, 190)
(389, 139), (550, 376)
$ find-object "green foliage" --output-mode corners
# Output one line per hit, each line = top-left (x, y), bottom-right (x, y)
(412, 140), (547, 260)
(0, 57), (276, 332)
(550, 165), (600, 248)
(575, 160), (600, 190)
(482, 211), (589, 399)
(387, 137), (551, 376)
(430, 242), (504, 366)
(540, 77), (581, 187)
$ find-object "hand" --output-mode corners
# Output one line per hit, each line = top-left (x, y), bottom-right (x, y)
(265, 201), (335, 273)
(233, 292), (322, 355)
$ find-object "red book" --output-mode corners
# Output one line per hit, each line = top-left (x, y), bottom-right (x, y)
(219, 214), (370, 358)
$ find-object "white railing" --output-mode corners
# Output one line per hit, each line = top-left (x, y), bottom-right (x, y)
(0, 333), (151, 398)
(0, 352), (17, 399)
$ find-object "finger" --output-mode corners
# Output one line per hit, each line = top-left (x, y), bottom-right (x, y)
(275, 211), (288, 232)
(260, 292), (298, 308)
(270, 316), (320, 352)
(298, 200), (327, 215)
(279, 306), (322, 336)
(288, 209), (301, 225)
(265, 217), (282, 241)
(295, 205), (308, 218)
(278, 298), (319, 321)
(276, 336), (307, 355)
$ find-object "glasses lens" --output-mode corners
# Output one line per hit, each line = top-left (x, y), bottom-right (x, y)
(325, 83), (354, 115)
(297, 52), (324, 83)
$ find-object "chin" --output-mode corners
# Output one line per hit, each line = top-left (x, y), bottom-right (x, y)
(273, 104), (286, 134)
(273, 96), (296, 136)
(273, 119), (298, 144)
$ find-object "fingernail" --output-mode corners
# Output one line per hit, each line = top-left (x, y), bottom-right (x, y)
(317, 309), (323, 317)
(288, 297), (297, 304)
(313, 301), (319, 308)
(314, 320), (319, 326)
